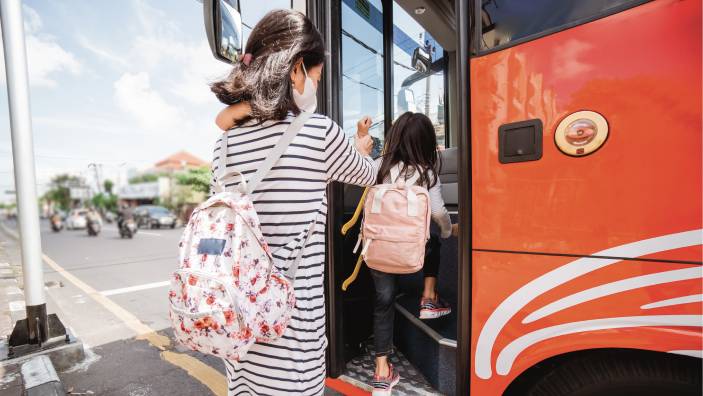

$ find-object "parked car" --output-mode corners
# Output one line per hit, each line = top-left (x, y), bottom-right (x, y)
(134, 205), (177, 229)
(65, 209), (88, 230)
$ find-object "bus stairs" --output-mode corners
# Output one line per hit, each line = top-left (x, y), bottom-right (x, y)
(340, 226), (459, 395)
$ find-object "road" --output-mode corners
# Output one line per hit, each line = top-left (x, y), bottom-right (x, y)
(0, 221), (347, 396)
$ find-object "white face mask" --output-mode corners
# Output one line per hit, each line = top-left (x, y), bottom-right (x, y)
(292, 63), (317, 113)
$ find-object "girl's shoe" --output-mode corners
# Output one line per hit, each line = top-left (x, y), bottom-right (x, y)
(371, 364), (400, 396)
(419, 296), (451, 319)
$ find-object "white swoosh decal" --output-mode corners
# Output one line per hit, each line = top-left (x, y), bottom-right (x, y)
(496, 315), (703, 376)
(668, 350), (703, 358)
(523, 267), (703, 323)
(475, 229), (703, 379)
(642, 294), (703, 309)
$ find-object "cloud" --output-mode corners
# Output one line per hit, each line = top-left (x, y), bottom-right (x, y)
(0, 5), (82, 87)
(113, 71), (183, 131)
(170, 41), (231, 105)
(76, 34), (129, 69)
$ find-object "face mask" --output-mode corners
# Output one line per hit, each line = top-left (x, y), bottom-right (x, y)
(292, 63), (317, 113)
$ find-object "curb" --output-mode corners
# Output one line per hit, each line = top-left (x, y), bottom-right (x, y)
(21, 355), (64, 396)
(0, 220), (83, 393)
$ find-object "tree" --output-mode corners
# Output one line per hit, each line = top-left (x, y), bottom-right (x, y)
(176, 166), (211, 194)
(44, 174), (84, 211)
(103, 179), (114, 195)
(91, 193), (118, 212)
(129, 174), (160, 184)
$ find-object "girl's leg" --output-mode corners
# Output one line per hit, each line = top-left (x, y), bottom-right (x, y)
(370, 269), (396, 377)
(422, 234), (441, 298)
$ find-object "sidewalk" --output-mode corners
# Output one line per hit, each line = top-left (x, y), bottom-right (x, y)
(0, 221), (25, 345)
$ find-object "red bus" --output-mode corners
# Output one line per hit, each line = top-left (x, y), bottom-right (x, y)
(206, 0), (702, 394)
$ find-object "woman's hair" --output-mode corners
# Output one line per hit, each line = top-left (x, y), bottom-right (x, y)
(377, 112), (441, 188)
(210, 9), (325, 121)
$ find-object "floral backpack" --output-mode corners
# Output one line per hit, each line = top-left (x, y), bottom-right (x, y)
(168, 112), (312, 361)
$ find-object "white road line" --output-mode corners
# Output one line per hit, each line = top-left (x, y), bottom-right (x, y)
(100, 281), (170, 296)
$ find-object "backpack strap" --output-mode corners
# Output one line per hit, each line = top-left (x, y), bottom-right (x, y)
(284, 215), (318, 280)
(214, 111), (312, 194)
(245, 111), (313, 194)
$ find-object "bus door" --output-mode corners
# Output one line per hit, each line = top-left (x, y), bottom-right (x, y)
(326, 1), (464, 394)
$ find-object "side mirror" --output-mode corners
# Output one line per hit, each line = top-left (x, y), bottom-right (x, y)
(411, 46), (431, 74)
(204, 0), (244, 64)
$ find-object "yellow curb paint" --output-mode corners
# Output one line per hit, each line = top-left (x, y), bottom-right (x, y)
(41, 253), (226, 395)
(162, 351), (227, 395)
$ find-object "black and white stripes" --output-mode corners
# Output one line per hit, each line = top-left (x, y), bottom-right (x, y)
(211, 112), (376, 396)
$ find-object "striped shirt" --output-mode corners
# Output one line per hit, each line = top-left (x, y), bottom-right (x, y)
(211, 112), (376, 396)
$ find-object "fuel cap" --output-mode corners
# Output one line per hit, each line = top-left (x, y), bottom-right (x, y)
(555, 110), (609, 156)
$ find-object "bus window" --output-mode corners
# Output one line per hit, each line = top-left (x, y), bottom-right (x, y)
(392, 2), (448, 148)
(480, 0), (646, 52)
(341, 0), (385, 153)
(240, 0), (302, 42)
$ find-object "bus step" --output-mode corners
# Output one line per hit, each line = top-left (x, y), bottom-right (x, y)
(393, 293), (457, 395)
(342, 338), (440, 395)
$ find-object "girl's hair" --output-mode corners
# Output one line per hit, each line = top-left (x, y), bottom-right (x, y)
(377, 112), (441, 187)
(210, 9), (325, 121)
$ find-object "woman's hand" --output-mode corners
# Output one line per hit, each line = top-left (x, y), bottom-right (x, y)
(451, 223), (459, 237)
(216, 102), (252, 131)
(355, 134), (373, 157)
(356, 116), (371, 137)
(355, 116), (373, 156)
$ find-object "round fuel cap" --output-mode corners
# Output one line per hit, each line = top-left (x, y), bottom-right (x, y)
(554, 110), (609, 156)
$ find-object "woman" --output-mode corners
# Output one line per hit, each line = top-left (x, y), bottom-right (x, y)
(209, 9), (376, 396)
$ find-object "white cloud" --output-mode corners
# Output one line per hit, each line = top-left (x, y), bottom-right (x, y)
(0, 5), (82, 87)
(170, 41), (231, 105)
(76, 34), (129, 69)
(113, 71), (183, 131)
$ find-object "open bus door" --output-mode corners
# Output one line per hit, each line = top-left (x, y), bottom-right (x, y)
(318, 1), (472, 394)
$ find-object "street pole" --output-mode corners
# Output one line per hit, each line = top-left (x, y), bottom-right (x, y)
(1, 0), (64, 348)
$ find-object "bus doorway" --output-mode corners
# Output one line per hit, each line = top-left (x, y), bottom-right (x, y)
(325, 1), (463, 394)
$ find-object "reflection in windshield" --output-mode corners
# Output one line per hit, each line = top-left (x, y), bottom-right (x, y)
(393, 2), (446, 148)
(219, 0), (242, 62)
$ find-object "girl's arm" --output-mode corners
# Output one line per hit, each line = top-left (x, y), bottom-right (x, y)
(215, 102), (252, 131)
(428, 175), (453, 238)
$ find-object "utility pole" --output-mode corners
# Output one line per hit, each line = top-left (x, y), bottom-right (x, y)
(1, 0), (67, 354)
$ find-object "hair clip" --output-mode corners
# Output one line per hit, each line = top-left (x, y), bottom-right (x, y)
(242, 53), (253, 66)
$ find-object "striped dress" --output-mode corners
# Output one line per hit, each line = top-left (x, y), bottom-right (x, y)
(211, 112), (376, 396)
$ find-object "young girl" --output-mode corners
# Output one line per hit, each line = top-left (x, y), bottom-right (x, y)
(369, 112), (458, 395)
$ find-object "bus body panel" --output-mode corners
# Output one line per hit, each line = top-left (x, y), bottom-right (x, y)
(470, 0), (702, 394)
(471, 0), (701, 261)
(470, 251), (702, 394)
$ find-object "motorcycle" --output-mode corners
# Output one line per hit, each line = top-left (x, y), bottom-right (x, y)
(50, 215), (63, 232)
(86, 214), (101, 237)
(119, 218), (137, 239)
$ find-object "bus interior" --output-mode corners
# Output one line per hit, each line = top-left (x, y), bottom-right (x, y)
(331, 1), (462, 394)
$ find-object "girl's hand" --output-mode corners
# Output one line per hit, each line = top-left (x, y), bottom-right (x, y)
(451, 223), (459, 237)
(356, 116), (372, 137)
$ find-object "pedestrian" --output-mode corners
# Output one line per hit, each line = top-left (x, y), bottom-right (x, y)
(209, 9), (376, 396)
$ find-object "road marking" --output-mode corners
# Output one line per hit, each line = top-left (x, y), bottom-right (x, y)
(40, 253), (226, 395)
(9, 300), (24, 311)
(101, 281), (170, 296)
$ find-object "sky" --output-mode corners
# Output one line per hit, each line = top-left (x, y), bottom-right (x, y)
(0, 0), (291, 204)
(0, 0), (439, 205)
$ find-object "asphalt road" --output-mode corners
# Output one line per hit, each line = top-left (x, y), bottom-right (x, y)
(41, 221), (179, 345)
(0, 221), (346, 396)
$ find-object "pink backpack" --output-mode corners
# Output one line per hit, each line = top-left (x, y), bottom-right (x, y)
(355, 164), (431, 273)
(168, 112), (312, 361)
